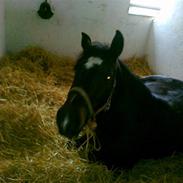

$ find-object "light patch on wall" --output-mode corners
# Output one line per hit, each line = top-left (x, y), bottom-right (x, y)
(128, 7), (160, 17)
(156, 0), (176, 23)
(130, 0), (162, 9)
(128, 0), (162, 17)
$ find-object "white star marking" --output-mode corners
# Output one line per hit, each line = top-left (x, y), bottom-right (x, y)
(85, 57), (103, 69)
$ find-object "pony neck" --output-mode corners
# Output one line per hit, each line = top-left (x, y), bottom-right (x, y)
(114, 61), (152, 101)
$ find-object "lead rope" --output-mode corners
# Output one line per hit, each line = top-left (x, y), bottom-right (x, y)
(69, 79), (116, 152)
(77, 127), (101, 153)
(69, 87), (100, 152)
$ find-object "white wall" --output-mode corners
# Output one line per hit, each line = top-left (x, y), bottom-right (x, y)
(5, 0), (152, 59)
(147, 0), (183, 80)
(0, 0), (5, 57)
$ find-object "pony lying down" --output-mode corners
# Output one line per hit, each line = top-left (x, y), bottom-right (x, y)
(57, 30), (183, 169)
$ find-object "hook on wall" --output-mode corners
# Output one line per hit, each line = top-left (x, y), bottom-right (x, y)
(37, 0), (54, 19)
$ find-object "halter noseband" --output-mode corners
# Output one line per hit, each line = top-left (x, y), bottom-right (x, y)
(69, 87), (94, 118)
(69, 79), (116, 120)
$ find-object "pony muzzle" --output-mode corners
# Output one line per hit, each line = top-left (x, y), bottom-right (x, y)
(56, 87), (94, 138)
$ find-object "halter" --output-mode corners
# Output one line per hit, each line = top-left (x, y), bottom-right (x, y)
(69, 78), (116, 120)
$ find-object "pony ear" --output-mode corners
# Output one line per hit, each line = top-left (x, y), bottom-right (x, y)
(110, 30), (124, 57)
(81, 32), (92, 51)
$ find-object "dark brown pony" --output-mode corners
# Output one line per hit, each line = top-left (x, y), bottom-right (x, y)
(56, 30), (183, 169)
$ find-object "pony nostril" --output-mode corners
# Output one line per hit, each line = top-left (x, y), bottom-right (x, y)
(61, 115), (69, 133)
(57, 114), (71, 136)
(56, 108), (68, 134)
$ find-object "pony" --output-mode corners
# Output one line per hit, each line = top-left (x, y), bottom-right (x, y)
(56, 30), (183, 169)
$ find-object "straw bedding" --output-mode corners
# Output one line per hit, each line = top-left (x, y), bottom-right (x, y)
(0, 47), (183, 183)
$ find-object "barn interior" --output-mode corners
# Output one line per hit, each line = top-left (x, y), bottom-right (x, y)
(0, 0), (183, 182)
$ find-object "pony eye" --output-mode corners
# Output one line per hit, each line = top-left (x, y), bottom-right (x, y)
(107, 76), (111, 80)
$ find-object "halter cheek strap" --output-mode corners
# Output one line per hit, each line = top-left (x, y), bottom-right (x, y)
(69, 79), (116, 120)
(95, 79), (116, 115)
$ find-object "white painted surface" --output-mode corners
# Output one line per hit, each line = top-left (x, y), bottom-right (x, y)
(147, 0), (183, 80)
(0, 0), (5, 57)
(5, 0), (152, 59)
